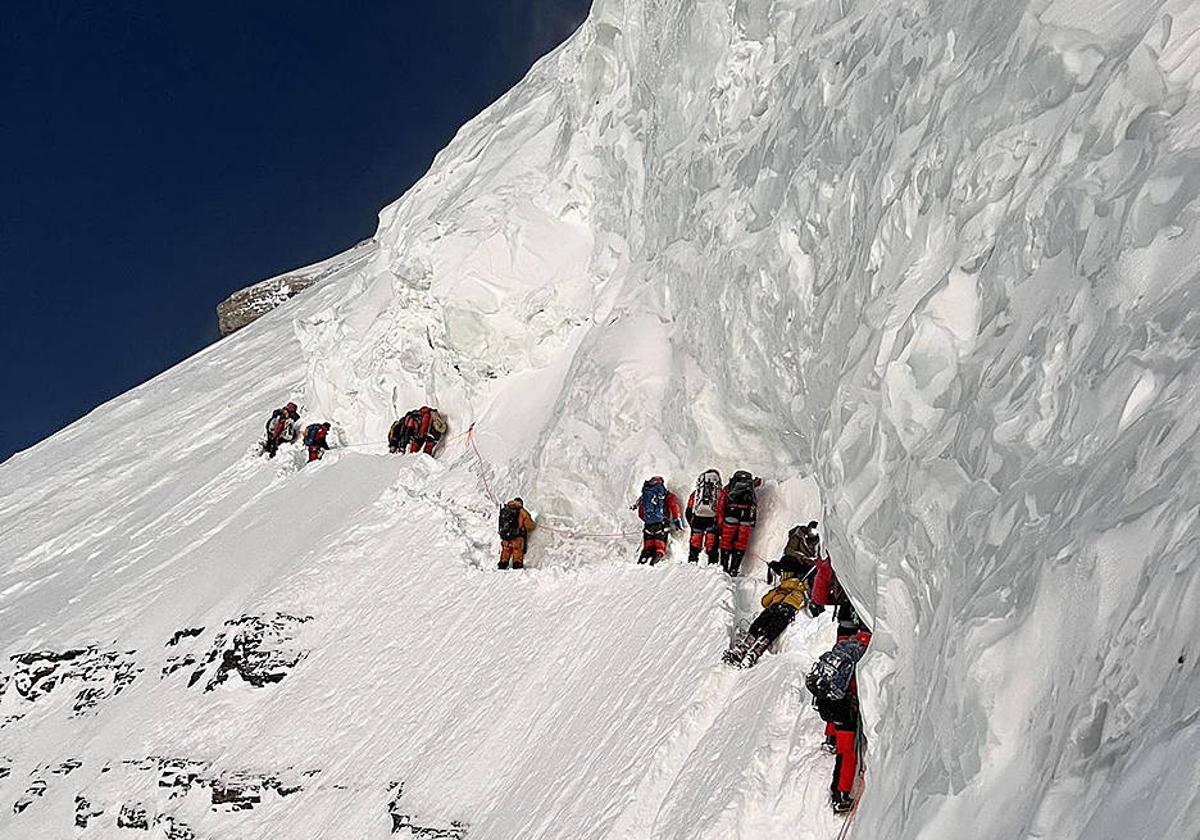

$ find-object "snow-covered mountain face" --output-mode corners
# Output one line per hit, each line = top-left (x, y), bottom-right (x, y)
(4, 0), (1200, 838)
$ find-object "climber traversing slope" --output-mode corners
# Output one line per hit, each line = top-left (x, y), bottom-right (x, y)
(261, 401), (300, 458)
(807, 629), (871, 815)
(303, 422), (332, 462)
(497, 497), (536, 570)
(716, 470), (760, 576)
(685, 469), (722, 564)
(388, 407), (448, 455)
(632, 476), (684, 565)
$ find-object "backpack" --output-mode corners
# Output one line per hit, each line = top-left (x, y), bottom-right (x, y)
(303, 424), (321, 447)
(805, 638), (866, 707)
(727, 475), (756, 506)
(640, 480), (668, 525)
(267, 410), (287, 439)
(693, 471), (721, 518)
(498, 505), (523, 540)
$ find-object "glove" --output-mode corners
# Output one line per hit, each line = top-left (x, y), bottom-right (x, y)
(672, 518), (685, 531)
(807, 603), (825, 618)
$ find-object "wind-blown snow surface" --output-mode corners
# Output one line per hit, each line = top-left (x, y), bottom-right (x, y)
(5, 0), (1200, 837)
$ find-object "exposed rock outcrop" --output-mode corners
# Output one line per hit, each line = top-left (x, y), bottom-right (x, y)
(216, 239), (376, 336)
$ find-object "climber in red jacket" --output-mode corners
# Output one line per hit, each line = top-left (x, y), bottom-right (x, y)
(715, 470), (759, 576)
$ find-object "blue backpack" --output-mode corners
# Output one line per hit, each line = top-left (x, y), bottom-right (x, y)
(303, 424), (321, 447)
(640, 480), (668, 525)
(806, 638), (866, 705)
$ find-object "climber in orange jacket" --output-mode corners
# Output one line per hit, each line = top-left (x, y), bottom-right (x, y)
(497, 497), (536, 570)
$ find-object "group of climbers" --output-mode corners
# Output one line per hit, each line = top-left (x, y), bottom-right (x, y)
(388, 406), (448, 456)
(260, 402), (447, 464)
(258, 401), (870, 814)
(720, 521), (871, 814)
(261, 401), (331, 463)
(635, 469), (761, 573)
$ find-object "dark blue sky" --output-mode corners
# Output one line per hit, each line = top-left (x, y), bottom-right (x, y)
(0, 1), (589, 462)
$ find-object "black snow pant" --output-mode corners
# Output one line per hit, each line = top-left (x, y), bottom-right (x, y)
(747, 603), (798, 645)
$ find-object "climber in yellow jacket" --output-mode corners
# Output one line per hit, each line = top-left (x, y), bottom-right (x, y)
(722, 578), (810, 668)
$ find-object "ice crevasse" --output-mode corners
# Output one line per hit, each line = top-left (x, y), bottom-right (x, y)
(302, 0), (1200, 835)
(3, 0), (1200, 838)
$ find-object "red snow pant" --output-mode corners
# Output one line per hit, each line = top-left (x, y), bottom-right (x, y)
(307, 446), (323, 462)
(719, 522), (752, 552)
(640, 523), (668, 563)
(832, 723), (858, 795)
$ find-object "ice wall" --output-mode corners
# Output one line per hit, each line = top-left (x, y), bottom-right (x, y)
(299, 0), (1200, 836)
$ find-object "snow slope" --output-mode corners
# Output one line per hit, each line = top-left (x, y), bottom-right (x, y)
(6, 0), (1200, 837)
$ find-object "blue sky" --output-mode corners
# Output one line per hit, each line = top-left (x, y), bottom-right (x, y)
(0, 1), (589, 462)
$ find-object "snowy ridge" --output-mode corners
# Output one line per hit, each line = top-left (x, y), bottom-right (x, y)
(5, 0), (1200, 837)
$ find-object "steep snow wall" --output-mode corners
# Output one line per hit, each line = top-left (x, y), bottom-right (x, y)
(4, 0), (1200, 838)
(296, 0), (1200, 836)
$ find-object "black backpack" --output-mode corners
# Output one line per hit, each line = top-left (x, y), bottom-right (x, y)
(498, 505), (523, 540)
(727, 476), (755, 506)
(806, 638), (866, 708)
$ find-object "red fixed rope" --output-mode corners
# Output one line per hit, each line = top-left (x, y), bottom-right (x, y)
(464, 424), (637, 540)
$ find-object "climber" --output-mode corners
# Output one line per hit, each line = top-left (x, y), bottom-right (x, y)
(303, 422), (332, 463)
(768, 520), (822, 584)
(399, 409), (423, 453)
(721, 576), (809, 668)
(403, 406), (446, 455)
(806, 629), (872, 814)
(810, 549), (870, 753)
(812, 552), (868, 640)
(685, 469), (722, 564)
(418, 407), (448, 455)
(716, 470), (759, 575)
(388, 413), (415, 454)
(497, 497), (536, 570)
(633, 476), (684, 565)
(262, 402), (300, 458)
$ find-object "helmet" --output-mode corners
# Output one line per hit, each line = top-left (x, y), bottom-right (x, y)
(731, 470), (752, 482)
(322, 422), (331, 429)
(513, 497), (523, 505)
(285, 402), (297, 413)
(648, 476), (664, 485)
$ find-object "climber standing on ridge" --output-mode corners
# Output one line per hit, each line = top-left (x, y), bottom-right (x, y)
(806, 629), (871, 814)
(768, 520), (822, 584)
(685, 469), (722, 564)
(716, 470), (760, 576)
(498, 497), (536, 570)
(633, 476), (684, 565)
(262, 401), (300, 458)
(303, 422), (332, 463)
(722, 575), (810, 668)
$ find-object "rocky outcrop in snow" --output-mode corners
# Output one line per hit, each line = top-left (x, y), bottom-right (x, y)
(215, 239), (377, 335)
